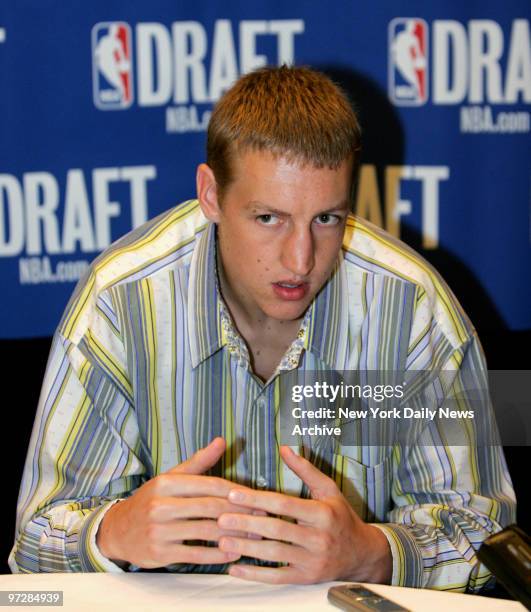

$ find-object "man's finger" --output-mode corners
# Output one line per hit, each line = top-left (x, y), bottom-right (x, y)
(151, 543), (241, 566)
(152, 519), (250, 543)
(227, 488), (321, 524)
(148, 497), (262, 522)
(219, 536), (306, 565)
(229, 564), (301, 584)
(217, 513), (310, 547)
(158, 475), (240, 499)
(167, 437), (226, 475)
(279, 446), (339, 500)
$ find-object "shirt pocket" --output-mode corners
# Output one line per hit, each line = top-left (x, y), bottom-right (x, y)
(332, 453), (391, 523)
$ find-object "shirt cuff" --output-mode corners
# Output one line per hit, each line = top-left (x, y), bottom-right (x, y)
(78, 499), (128, 572)
(371, 523), (424, 587)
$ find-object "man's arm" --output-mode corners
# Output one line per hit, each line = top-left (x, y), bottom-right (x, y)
(9, 277), (248, 573)
(9, 330), (146, 572)
(9, 330), (249, 572)
(372, 332), (516, 592)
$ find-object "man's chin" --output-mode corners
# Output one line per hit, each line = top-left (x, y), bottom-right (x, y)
(264, 299), (312, 322)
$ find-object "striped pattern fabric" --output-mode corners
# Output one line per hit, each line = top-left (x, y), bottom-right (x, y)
(10, 200), (515, 592)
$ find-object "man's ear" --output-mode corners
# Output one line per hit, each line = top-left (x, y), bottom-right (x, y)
(196, 163), (221, 223)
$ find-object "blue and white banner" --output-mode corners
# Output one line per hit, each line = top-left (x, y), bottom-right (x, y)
(0, 2), (529, 337)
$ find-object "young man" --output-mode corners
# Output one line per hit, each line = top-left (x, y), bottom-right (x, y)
(10, 67), (515, 591)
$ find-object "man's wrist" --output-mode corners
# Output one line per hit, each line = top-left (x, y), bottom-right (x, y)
(77, 499), (129, 572)
(370, 523), (426, 587)
(95, 499), (128, 567)
(352, 524), (393, 584)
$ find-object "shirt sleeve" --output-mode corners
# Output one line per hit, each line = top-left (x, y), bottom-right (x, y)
(372, 333), (516, 593)
(9, 285), (146, 573)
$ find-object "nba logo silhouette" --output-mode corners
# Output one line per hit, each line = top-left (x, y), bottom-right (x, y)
(92, 22), (133, 109)
(389, 18), (428, 106)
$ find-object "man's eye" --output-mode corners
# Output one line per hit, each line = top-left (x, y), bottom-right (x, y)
(315, 214), (341, 226)
(257, 214), (279, 225)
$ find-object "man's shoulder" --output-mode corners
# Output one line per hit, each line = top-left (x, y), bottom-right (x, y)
(86, 199), (205, 287)
(57, 199), (206, 342)
(342, 214), (475, 346)
(342, 214), (440, 286)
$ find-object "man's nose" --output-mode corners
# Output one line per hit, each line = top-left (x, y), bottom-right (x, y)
(280, 226), (315, 278)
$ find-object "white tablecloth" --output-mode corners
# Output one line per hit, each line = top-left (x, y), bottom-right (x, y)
(0, 573), (524, 611)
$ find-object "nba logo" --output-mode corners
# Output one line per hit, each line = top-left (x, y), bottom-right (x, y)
(92, 22), (133, 110)
(389, 18), (428, 106)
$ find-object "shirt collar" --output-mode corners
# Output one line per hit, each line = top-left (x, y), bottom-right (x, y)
(188, 221), (350, 370)
(188, 221), (225, 368)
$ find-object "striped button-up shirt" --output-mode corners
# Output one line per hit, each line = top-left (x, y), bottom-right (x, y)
(10, 200), (515, 592)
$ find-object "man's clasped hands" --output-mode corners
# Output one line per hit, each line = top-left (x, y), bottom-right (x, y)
(96, 437), (392, 584)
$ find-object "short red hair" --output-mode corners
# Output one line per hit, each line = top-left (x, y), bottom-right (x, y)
(206, 65), (362, 201)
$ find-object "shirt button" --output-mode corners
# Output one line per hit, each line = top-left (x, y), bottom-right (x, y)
(257, 399), (266, 410)
(257, 476), (268, 489)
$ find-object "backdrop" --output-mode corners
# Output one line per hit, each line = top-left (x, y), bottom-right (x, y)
(0, 2), (529, 339)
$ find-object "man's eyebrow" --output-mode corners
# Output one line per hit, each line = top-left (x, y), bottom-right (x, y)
(245, 200), (350, 215)
(244, 201), (286, 215)
(317, 201), (350, 214)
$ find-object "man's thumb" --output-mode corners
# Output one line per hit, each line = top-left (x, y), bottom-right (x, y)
(168, 437), (226, 475)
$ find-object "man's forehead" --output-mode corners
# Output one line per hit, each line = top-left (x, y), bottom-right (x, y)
(220, 148), (354, 213)
(231, 146), (352, 173)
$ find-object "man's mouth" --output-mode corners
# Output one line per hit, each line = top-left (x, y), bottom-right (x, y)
(272, 281), (310, 301)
